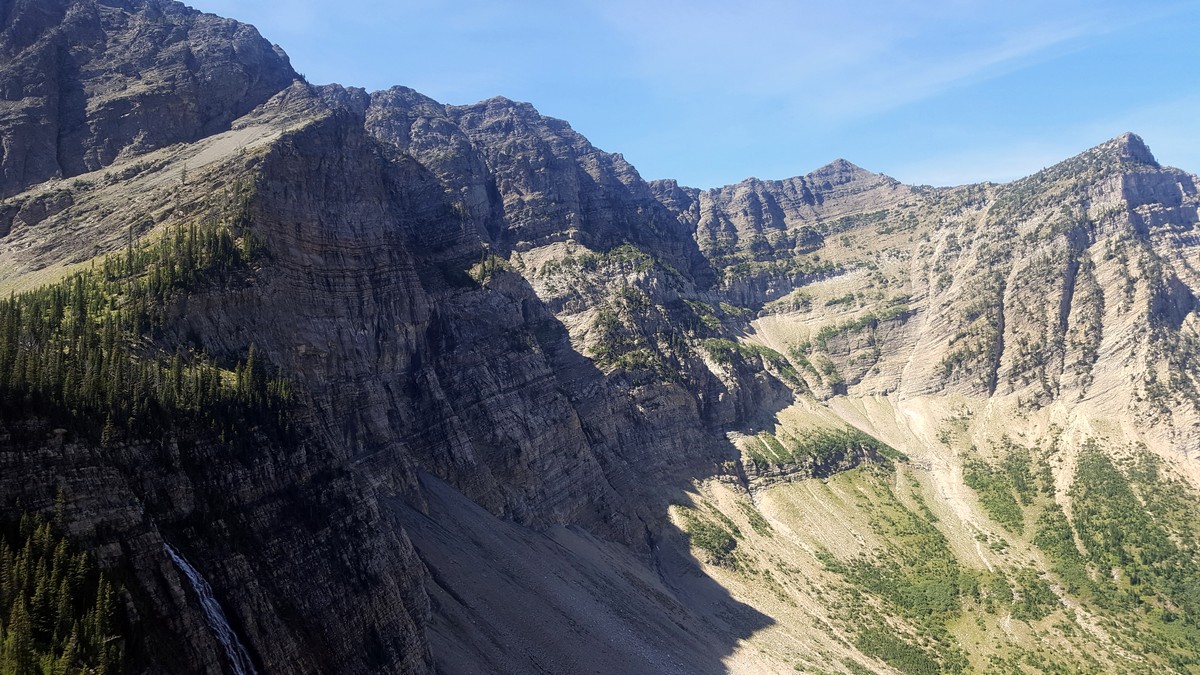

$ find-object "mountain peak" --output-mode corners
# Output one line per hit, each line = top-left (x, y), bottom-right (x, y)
(815, 158), (866, 174)
(1100, 132), (1158, 167)
(804, 158), (899, 189)
(1019, 132), (1162, 189)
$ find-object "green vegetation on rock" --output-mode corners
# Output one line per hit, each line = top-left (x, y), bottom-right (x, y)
(677, 505), (740, 568)
(961, 447), (1035, 533)
(0, 194), (291, 446)
(745, 427), (905, 472)
(819, 467), (970, 673)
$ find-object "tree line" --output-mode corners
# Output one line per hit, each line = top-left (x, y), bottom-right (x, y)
(0, 206), (291, 445)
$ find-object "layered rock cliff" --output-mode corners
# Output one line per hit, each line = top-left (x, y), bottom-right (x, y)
(3, 1), (1200, 674)
(0, 3), (786, 672)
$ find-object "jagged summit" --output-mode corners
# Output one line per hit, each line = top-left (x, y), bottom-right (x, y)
(997, 130), (1165, 197)
(806, 157), (899, 187)
(466, 94), (547, 118)
(1108, 131), (1159, 166)
(707, 158), (897, 197)
(1068, 131), (1160, 171)
(809, 158), (870, 176)
(0, 0), (298, 198)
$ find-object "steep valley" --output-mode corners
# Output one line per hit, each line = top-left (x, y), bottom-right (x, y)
(2, 1), (1200, 673)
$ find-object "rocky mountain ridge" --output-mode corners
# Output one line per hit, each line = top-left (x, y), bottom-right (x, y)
(2, 1), (1200, 673)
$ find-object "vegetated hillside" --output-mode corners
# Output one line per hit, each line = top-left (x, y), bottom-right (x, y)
(2, 1), (1200, 674)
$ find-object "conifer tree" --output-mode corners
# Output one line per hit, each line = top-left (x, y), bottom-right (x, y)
(3, 599), (36, 675)
(54, 624), (79, 675)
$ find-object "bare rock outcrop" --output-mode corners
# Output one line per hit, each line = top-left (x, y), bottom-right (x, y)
(0, 0), (297, 198)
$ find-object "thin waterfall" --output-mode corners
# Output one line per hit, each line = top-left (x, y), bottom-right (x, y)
(164, 542), (259, 675)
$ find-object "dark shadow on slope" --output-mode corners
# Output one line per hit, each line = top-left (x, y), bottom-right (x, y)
(332, 96), (793, 672)
(394, 472), (771, 675)
(387, 255), (789, 672)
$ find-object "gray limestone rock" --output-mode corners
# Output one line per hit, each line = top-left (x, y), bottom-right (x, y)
(0, 0), (296, 198)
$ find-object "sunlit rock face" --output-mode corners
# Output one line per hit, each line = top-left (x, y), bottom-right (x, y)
(4, 1), (1200, 673)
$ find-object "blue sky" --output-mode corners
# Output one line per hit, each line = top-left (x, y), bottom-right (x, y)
(188, 0), (1199, 188)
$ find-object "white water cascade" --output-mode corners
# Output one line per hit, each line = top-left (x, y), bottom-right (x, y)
(164, 542), (259, 675)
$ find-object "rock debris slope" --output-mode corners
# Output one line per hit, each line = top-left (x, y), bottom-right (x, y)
(3, 1), (1200, 674)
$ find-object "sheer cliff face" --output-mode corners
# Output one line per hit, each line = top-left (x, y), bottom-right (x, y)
(362, 88), (713, 282)
(4, 2), (1200, 674)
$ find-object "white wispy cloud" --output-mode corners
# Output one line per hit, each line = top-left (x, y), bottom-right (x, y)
(586, 0), (1164, 121)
